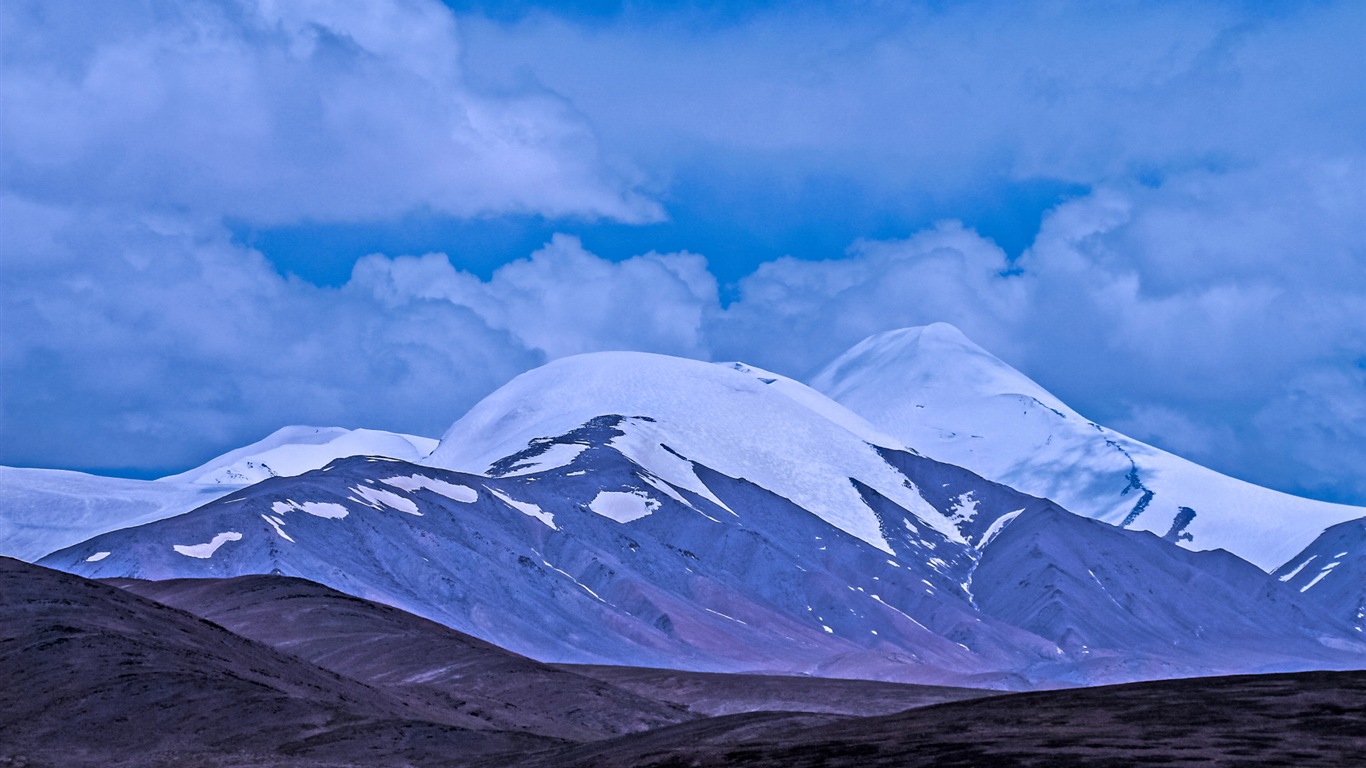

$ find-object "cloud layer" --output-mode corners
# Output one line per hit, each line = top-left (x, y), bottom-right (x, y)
(1, 0), (658, 223)
(1, 0), (1363, 505)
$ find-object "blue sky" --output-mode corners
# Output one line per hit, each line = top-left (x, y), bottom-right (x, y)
(1, 0), (1363, 505)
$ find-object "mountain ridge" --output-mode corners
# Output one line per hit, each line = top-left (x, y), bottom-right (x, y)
(1, 425), (437, 560)
(40, 345), (1366, 688)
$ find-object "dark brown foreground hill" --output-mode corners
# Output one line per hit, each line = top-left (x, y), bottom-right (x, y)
(490, 668), (1366, 768)
(5, 556), (1362, 768)
(0, 558), (564, 767)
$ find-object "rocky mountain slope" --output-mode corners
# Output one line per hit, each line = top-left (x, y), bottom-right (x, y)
(1275, 516), (1366, 633)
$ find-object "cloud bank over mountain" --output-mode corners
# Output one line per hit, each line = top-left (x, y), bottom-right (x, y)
(1, 0), (1362, 504)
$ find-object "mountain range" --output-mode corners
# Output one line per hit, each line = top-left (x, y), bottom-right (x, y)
(30, 335), (1366, 688)
(7, 322), (1364, 764)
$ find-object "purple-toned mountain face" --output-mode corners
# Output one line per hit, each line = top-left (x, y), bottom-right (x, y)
(1275, 516), (1366, 633)
(41, 353), (1366, 689)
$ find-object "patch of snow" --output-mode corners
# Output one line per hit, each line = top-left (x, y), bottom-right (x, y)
(261, 514), (295, 543)
(639, 473), (693, 508)
(704, 607), (748, 625)
(947, 491), (979, 525)
(382, 474), (478, 503)
(300, 502), (349, 519)
(1301, 566), (1337, 593)
(490, 489), (557, 529)
(869, 593), (930, 631)
(543, 561), (603, 601)
(495, 442), (588, 476)
(610, 430), (736, 515)
(271, 500), (349, 519)
(1279, 555), (1317, 582)
(351, 485), (421, 515)
(85, 551), (110, 562)
(588, 490), (659, 523)
(173, 531), (242, 558)
(979, 509), (1026, 549)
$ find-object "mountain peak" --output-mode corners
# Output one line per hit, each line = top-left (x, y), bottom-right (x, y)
(811, 324), (1365, 570)
(871, 322), (976, 348)
(812, 324), (1076, 422)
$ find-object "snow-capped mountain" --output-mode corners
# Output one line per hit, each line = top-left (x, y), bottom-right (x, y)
(810, 323), (1366, 571)
(427, 352), (952, 554)
(42, 352), (1366, 688)
(160, 425), (437, 485)
(1, 426), (436, 561)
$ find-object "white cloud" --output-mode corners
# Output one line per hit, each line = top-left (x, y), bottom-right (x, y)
(352, 233), (718, 359)
(1, 0), (1362, 504)
(1, 212), (717, 473)
(457, 2), (1364, 192)
(1110, 405), (1233, 463)
(711, 159), (1365, 500)
(0, 202), (541, 472)
(1249, 365), (1366, 501)
(0, 0), (659, 225)
(1011, 161), (1366, 410)
(4, 173), (1363, 501)
(713, 222), (1028, 377)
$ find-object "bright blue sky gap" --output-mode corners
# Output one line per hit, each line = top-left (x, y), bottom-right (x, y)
(238, 176), (1087, 290)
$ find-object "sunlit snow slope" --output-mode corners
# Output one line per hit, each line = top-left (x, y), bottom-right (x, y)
(811, 323), (1365, 570)
(426, 352), (958, 553)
